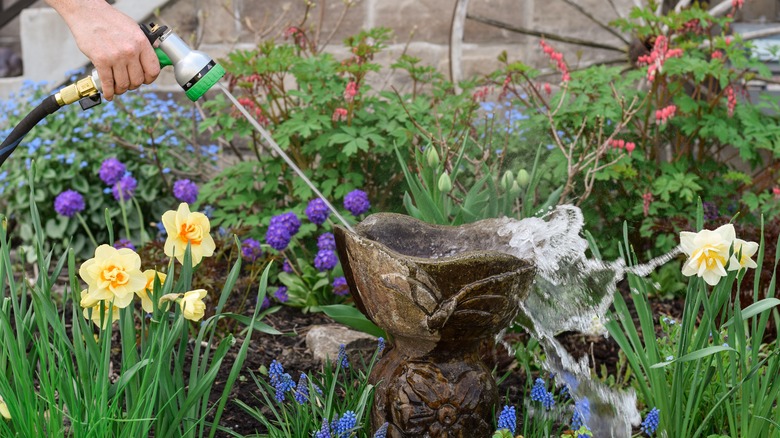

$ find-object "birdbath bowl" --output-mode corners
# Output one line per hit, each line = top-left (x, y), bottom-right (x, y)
(334, 213), (536, 437)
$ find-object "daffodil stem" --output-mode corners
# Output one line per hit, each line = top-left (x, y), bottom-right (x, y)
(76, 212), (98, 248)
(119, 198), (131, 242)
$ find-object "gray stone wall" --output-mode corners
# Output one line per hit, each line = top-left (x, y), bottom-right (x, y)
(153, 0), (779, 82)
(157, 0), (632, 81)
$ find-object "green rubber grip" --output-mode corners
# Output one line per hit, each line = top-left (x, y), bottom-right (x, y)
(156, 48), (173, 68)
(185, 63), (226, 102)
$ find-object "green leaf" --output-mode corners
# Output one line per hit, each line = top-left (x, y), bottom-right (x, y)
(651, 345), (736, 368)
(318, 304), (386, 338)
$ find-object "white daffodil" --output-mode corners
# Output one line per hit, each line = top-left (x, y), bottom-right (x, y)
(728, 238), (759, 271)
(680, 224), (735, 286)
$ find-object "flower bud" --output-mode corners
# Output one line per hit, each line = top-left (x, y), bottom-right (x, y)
(516, 169), (530, 188)
(500, 170), (514, 191)
(425, 147), (440, 168)
(438, 172), (452, 193)
(509, 180), (521, 196)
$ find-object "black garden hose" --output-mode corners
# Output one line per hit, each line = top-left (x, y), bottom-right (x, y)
(0, 94), (61, 168)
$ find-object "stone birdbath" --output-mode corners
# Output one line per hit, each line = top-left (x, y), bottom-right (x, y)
(334, 213), (536, 438)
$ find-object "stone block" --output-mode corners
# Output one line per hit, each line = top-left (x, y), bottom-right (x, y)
(305, 324), (378, 364)
(531, 0), (629, 49)
(463, 0), (532, 44)
(373, 0), (455, 44)
(234, 0), (368, 46)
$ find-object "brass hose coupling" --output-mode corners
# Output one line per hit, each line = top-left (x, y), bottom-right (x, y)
(54, 76), (100, 107)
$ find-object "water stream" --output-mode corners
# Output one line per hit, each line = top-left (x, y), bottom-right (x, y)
(217, 83), (355, 233)
(498, 205), (680, 436)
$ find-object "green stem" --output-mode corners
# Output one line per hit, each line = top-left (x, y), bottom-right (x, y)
(119, 197), (131, 242)
(75, 212), (98, 247)
(132, 198), (150, 245)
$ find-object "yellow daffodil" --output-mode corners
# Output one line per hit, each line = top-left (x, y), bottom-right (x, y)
(0, 394), (10, 420)
(162, 203), (216, 266)
(728, 238), (759, 271)
(80, 289), (120, 328)
(180, 289), (208, 321)
(79, 245), (147, 308)
(680, 224), (735, 286)
(137, 270), (167, 313)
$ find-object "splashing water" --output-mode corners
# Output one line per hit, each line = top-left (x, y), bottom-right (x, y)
(217, 83), (355, 233)
(495, 205), (680, 436)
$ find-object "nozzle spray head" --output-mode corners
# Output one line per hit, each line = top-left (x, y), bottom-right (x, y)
(153, 25), (225, 101)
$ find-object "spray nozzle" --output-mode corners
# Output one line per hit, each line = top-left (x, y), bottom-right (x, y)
(57, 22), (224, 110)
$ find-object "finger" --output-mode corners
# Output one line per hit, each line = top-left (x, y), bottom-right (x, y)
(127, 57), (145, 90)
(112, 65), (131, 97)
(96, 65), (115, 101)
(139, 44), (161, 85)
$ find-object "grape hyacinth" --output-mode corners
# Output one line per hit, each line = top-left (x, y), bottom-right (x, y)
(338, 344), (349, 369)
(112, 175), (137, 201)
(496, 405), (516, 434)
(373, 423), (389, 438)
(334, 411), (357, 438)
(172, 179), (199, 204)
(271, 211), (301, 235)
(571, 397), (590, 430)
(241, 238), (263, 262)
(113, 239), (135, 251)
(315, 418), (332, 438)
(268, 359), (296, 402)
(640, 407), (660, 436)
(274, 286), (289, 303)
(343, 189), (370, 216)
(377, 337), (385, 354)
(282, 259), (293, 273)
(314, 249), (338, 271)
(332, 276), (350, 296)
(53, 189), (85, 217)
(265, 222), (291, 251)
(317, 232), (336, 250)
(99, 157), (126, 185)
(306, 198), (330, 225)
(294, 373), (309, 405)
(530, 378), (555, 410)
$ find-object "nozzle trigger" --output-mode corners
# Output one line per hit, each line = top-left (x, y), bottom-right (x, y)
(155, 48), (173, 68)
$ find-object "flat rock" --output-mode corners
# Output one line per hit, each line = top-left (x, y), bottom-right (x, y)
(305, 324), (378, 364)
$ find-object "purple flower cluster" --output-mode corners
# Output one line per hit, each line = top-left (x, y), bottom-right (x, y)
(332, 276), (350, 296)
(99, 158), (126, 185)
(241, 238), (263, 262)
(373, 423), (389, 438)
(271, 211), (301, 235)
(530, 378), (555, 410)
(314, 249), (338, 271)
(317, 232), (336, 251)
(282, 259), (293, 273)
(268, 359), (296, 402)
(112, 175), (138, 201)
(496, 405), (516, 434)
(173, 179), (199, 204)
(306, 198), (330, 225)
(294, 373), (309, 405)
(54, 189), (85, 217)
(274, 286), (289, 303)
(338, 344), (349, 369)
(265, 223), (291, 251)
(113, 239), (135, 251)
(343, 189), (370, 216)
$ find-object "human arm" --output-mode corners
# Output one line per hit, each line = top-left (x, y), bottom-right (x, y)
(44, 0), (160, 100)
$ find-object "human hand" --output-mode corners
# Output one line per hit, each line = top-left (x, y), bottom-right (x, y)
(49, 0), (161, 100)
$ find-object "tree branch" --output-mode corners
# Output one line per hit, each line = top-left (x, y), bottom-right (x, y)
(466, 14), (626, 53)
(559, 0), (631, 45)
